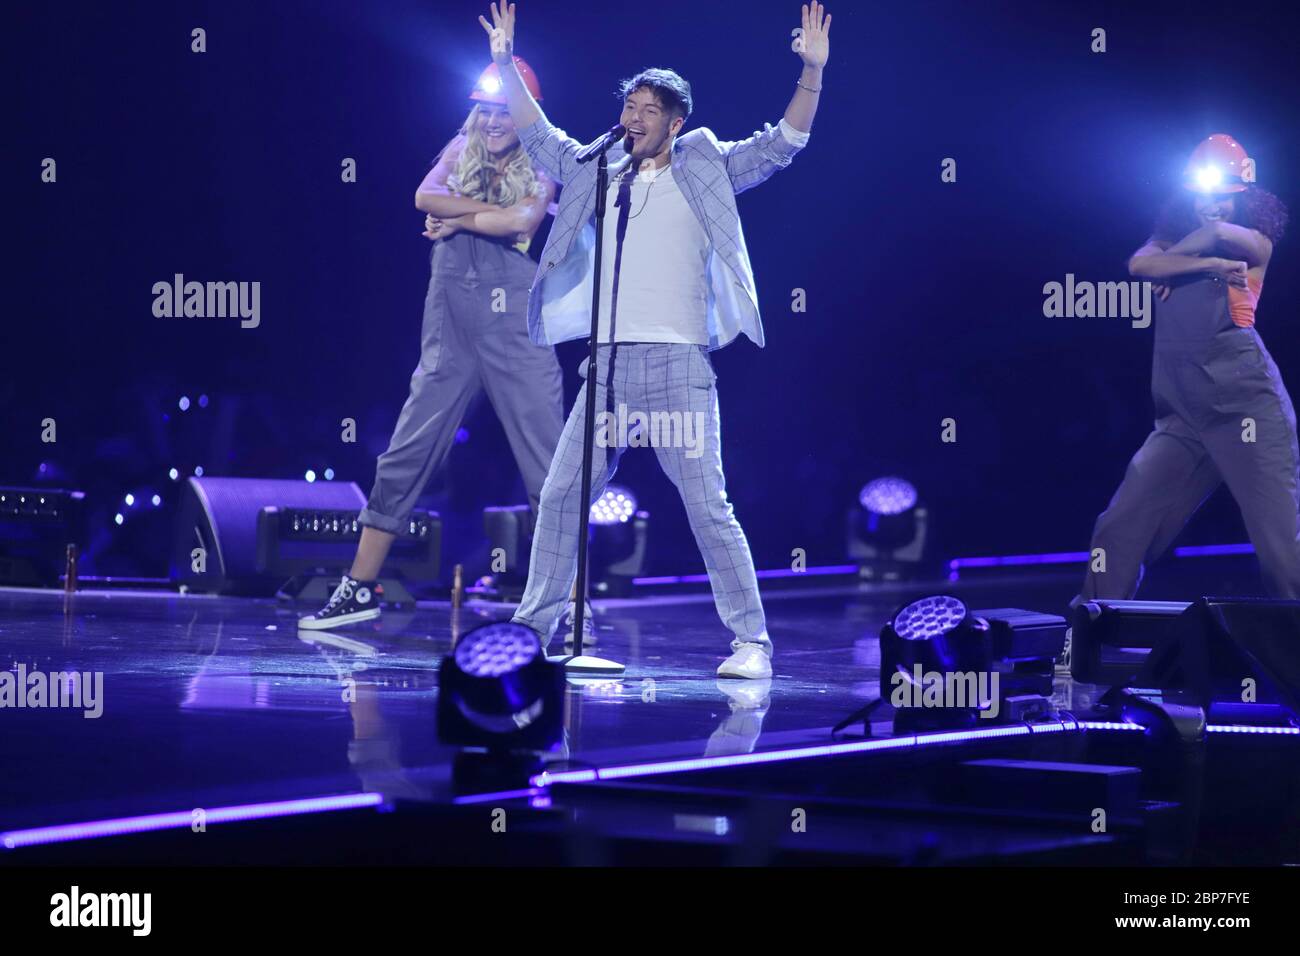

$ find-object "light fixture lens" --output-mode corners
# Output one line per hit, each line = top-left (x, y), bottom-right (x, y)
(591, 487), (637, 525)
(1195, 166), (1223, 191)
(454, 622), (540, 678)
(859, 477), (918, 515)
(893, 595), (967, 641)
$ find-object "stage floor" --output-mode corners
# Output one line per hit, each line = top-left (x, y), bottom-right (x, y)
(0, 575), (1085, 828)
(2, 572), (1296, 864)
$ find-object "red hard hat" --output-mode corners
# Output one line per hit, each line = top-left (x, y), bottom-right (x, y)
(470, 57), (542, 105)
(1184, 133), (1250, 193)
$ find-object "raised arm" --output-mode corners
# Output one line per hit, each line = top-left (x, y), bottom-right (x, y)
(477, 2), (591, 186)
(478, 2), (593, 186)
(717, 3), (829, 194)
(479, 3), (541, 130)
(784, 2), (830, 134)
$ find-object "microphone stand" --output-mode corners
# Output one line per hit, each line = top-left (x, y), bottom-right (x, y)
(553, 127), (626, 678)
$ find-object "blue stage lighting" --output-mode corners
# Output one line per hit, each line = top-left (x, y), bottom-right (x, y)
(880, 593), (983, 680)
(591, 487), (636, 525)
(859, 476), (918, 516)
(438, 622), (564, 751)
(589, 487), (649, 596)
(178, 396), (191, 411)
(849, 477), (926, 580)
(454, 621), (541, 679)
(893, 594), (968, 641)
(305, 470), (316, 483)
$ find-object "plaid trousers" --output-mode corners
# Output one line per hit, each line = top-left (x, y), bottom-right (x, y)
(512, 343), (770, 653)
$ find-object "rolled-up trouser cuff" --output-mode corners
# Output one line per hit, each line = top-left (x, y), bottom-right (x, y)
(358, 507), (406, 535)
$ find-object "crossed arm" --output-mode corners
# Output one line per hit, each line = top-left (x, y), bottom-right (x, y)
(427, 180), (554, 240)
(1127, 221), (1269, 290)
(1161, 220), (1272, 267)
(1127, 240), (1220, 280)
(416, 133), (555, 242)
(1128, 218), (1271, 277)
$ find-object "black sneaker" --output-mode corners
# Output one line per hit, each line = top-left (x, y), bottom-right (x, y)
(298, 575), (381, 630)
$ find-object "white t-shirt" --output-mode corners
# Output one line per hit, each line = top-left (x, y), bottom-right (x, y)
(596, 160), (711, 345)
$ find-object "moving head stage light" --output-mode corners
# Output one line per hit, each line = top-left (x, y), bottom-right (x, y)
(588, 486), (649, 597)
(482, 489), (648, 601)
(834, 596), (1067, 735)
(871, 596), (1067, 731)
(437, 621), (565, 752)
(1073, 597), (1300, 724)
(848, 477), (928, 581)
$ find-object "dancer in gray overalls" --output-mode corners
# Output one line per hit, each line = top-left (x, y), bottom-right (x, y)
(1079, 133), (1299, 602)
(301, 58), (565, 629)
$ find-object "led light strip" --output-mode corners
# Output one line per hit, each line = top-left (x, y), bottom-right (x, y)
(451, 787), (545, 805)
(1, 792), (384, 850)
(530, 719), (1297, 788)
(946, 543), (1256, 579)
(6, 723), (1292, 847)
(635, 563), (859, 586)
(530, 719), (1126, 787)
(1206, 723), (1300, 735)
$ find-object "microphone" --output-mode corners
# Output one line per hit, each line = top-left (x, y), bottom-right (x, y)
(576, 123), (626, 163)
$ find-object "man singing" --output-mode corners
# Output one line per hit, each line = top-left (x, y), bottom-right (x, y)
(479, 1), (830, 679)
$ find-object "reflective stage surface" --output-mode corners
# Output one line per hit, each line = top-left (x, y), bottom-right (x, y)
(2, 574), (1296, 865)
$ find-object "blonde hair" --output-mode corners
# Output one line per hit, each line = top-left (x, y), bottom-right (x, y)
(447, 105), (543, 208)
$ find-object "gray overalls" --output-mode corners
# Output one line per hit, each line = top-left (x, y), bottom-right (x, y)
(1080, 272), (1300, 599)
(358, 231), (565, 534)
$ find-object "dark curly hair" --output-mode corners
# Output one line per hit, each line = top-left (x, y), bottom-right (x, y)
(615, 68), (692, 121)
(1152, 185), (1289, 244)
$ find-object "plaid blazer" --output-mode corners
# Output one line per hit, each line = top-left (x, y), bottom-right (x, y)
(517, 116), (805, 350)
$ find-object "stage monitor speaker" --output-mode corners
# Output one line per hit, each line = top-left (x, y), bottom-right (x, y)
(1135, 597), (1300, 720)
(257, 507), (439, 582)
(0, 487), (86, 586)
(172, 477), (365, 594)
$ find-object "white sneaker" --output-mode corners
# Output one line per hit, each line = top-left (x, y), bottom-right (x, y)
(717, 641), (772, 679)
(562, 600), (596, 651)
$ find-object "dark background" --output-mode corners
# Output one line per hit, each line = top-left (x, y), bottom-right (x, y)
(7, 0), (1299, 582)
